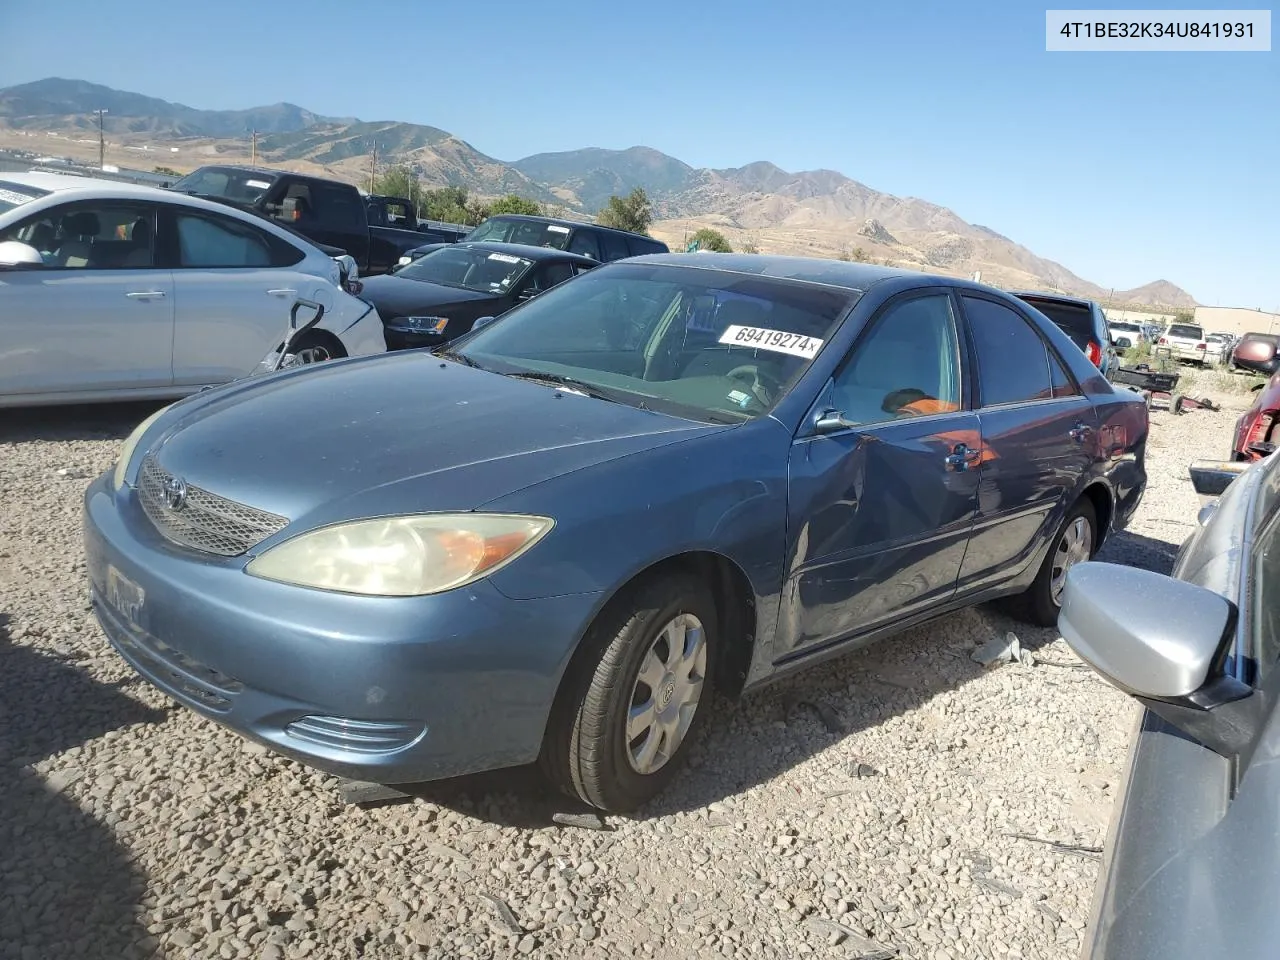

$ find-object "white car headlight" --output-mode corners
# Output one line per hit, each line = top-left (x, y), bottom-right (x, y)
(112, 404), (172, 489)
(245, 513), (554, 596)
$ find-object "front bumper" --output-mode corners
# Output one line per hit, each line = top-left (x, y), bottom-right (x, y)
(83, 473), (601, 784)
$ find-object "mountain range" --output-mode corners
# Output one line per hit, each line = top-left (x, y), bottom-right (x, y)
(0, 77), (1196, 307)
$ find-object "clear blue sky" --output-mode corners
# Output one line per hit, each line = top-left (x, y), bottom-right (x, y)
(2, 0), (1275, 306)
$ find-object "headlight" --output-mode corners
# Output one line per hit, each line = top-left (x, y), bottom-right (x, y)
(245, 513), (554, 596)
(112, 404), (172, 489)
(403, 316), (450, 334)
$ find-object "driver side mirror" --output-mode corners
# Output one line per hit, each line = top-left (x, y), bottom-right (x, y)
(0, 240), (44, 269)
(1059, 562), (1258, 758)
(813, 409), (858, 435)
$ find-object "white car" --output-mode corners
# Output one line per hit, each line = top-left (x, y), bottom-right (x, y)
(1155, 322), (1209, 365)
(0, 172), (385, 408)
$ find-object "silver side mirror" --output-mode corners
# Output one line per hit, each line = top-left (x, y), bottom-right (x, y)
(1059, 562), (1256, 758)
(0, 240), (44, 268)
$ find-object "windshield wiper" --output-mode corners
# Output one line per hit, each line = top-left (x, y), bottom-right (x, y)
(504, 371), (631, 405)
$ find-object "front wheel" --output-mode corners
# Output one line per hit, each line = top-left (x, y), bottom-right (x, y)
(1007, 499), (1097, 628)
(540, 572), (717, 813)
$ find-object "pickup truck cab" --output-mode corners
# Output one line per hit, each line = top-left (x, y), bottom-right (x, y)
(169, 166), (427, 276)
(364, 194), (470, 245)
(1157, 321), (1210, 366)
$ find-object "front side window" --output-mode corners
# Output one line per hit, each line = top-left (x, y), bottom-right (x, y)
(1, 201), (157, 269)
(451, 262), (856, 424)
(830, 294), (962, 426)
(175, 212), (278, 268)
(965, 296), (1054, 406)
(397, 245), (534, 293)
(599, 231), (630, 261)
(567, 230), (601, 260)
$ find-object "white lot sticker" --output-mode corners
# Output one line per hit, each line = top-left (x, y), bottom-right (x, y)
(546, 224), (571, 233)
(245, 179), (272, 189)
(718, 324), (824, 359)
(0, 188), (36, 206)
(488, 253), (522, 263)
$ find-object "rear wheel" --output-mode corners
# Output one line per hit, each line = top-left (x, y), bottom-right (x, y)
(281, 333), (344, 368)
(1007, 499), (1097, 628)
(540, 572), (717, 813)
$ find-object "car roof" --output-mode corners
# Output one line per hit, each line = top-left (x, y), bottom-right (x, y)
(482, 213), (662, 242)
(620, 252), (966, 294)
(452, 240), (598, 265)
(1, 171), (232, 209)
(1008, 290), (1097, 308)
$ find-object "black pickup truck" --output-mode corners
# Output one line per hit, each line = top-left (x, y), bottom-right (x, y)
(168, 166), (429, 276)
(365, 195), (470, 244)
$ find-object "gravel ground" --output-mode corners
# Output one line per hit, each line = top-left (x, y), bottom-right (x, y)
(0, 388), (1250, 960)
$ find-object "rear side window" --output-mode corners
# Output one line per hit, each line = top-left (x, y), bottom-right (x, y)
(965, 296), (1055, 406)
(1018, 298), (1095, 352)
(598, 231), (631, 261)
(175, 211), (304, 268)
(627, 236), (665, 256)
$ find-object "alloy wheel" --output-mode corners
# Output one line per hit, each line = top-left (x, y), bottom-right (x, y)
(625, 613), (707, 775)
(1050, 516), (1093, 605)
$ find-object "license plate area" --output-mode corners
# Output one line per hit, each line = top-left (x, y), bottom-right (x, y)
(106, 564), (145, 630)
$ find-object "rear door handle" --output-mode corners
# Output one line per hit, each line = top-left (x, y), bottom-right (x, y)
(125, 290), (166, 299)
(944, 443), (983, 471)
(267, 288), (297, 297)
(1069, 423), (1094, 443)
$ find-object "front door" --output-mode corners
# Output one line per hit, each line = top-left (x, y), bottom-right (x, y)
(955, 294), (1098, 591)
(0, 199), (173, 398)
(779, 291), (980, 657)
(166, 206), (332, 386)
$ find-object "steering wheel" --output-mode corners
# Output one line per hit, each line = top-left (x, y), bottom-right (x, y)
(726, 364), (781, 408)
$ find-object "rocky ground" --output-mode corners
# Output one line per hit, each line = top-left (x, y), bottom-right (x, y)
(0, 386), (1250, 960)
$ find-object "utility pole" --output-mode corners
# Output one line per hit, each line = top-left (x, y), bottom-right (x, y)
(251, 129), (257, 166)
(369, 143), (378, 193)
(96, 108), (108, 169)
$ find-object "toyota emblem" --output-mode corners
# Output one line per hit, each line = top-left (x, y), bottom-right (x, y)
(162, 475), (188, 511)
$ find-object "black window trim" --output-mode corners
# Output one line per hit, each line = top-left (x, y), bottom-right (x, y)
(164, 204), (306, 270)
(959, 290), (1087, 410)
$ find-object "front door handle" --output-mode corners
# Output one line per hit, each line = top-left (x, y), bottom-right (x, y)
(944, 443), (983, 471)
(1069, 422), (1094, 443)
(267, 288), (298, 297)
(125, 290), (166, 299)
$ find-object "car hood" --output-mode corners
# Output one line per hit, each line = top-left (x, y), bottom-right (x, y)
(359, 275), (496, 318)
(147, 352), (723, 530)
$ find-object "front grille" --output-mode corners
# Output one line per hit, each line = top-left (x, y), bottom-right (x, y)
(137, 455), (288, 557)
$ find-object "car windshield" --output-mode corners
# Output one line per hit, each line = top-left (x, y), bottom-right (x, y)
(0, 180), (50, 216)
(1168, 324), (1204, 339)
(170, 167), (278, 204)
(447, 262), (857, 424)
(465, 217), (573, 250)
(396, 244), (534, 293)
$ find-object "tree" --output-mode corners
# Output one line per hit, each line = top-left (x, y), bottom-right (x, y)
(487, 194), (544, 217)
(851, 247), (869, 262)
(153, 166), (180, 177)
(741, 235), (760, 255)
(690, 228), (732, 253)
(373, 164), (417, 199)
(418, 186), (474, 225)
(596, 187), (653, 235)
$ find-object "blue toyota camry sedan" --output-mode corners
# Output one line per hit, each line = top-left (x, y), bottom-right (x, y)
(85, 255), (1149, 811)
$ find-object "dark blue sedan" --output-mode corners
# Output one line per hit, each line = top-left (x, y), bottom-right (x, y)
(84, 255), (1149, 812)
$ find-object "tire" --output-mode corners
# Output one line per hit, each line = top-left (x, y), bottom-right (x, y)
(1007, 499), (1097, 628)
(283, 332), (344, 367)
(540, 572), (718, 813)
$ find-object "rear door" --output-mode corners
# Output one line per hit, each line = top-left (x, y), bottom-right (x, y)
(0, 198), (173, 397)
(779, 290), (979, 655)
(956, 294), (1097, 591)
(165, 204), (331, 386)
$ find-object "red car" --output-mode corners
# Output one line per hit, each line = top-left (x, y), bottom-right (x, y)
(1232, 370), (1280, 460)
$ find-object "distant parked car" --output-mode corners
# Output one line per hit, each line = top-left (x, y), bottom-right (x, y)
(1232, 370), (1280, 461)
(1230, 332), (1280, 376)
(1155, 321), (1210, 365)
(86, 255), (1148, 813)
(397, 214), (670, 268)
(1010, 292), (1120, 380)
(1059, 449), (1280, 960)
(0, 172), (384, 408)
(1107, 320), (1146, 350)
(1204, 333), (1233, 365)
(361, 241), (598, 350)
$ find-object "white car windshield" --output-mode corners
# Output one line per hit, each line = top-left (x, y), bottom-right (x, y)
(397, 245), (534, 293)
(448, 261), (857, 424)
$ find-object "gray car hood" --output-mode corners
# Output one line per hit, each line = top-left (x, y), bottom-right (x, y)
(148, 352), (721, 531)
